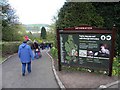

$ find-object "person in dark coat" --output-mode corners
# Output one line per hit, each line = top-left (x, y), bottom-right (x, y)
(33, 41), (39, 49)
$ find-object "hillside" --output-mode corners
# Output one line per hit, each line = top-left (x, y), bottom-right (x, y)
(24, 24), (50, 32)
(25, 24), (50, 27)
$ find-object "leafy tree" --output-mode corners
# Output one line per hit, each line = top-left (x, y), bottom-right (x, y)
(2, 0), (26, 41)
(2, 24), (26, 41)
(46, 23), (56, 46)
(92, 2), (120, 56)
(2, 0), (19, 27)
(41, 26), (46, 39)
(92, 3), (118, 28)
(56, 2), (104, 29)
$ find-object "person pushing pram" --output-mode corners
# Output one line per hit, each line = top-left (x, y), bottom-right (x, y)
(33, 40), (42, 59)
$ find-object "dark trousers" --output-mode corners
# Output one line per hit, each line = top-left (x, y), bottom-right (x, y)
(22, 62), (31, 74)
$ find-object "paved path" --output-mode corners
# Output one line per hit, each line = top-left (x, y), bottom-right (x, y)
(2, 50), (59, 88)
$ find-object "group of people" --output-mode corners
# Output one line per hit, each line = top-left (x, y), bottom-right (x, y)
(18, 35), (53, 76)
(40, 42), (52, 50)
(18, 36), (41, 76)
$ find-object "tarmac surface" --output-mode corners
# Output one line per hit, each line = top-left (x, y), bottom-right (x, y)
(2, 50), (59, 88)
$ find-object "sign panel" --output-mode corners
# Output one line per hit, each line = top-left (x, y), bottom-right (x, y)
(57, 26), (116, 76)
(60, 33), (112, 70)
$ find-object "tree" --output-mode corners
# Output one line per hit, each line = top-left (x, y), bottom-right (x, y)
(2, 24), (26, 41)
(56, 2), (104, 29)
(92, 3), (118, 28)
(2, 0), (26, 41)
(92, 2), (120, 56)
(41, 27), (46, 39)
(2, 0), (19, 27)
(46, 23), (56, 45)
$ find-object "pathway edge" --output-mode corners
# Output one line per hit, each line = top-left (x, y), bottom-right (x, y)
(0, 53), (17, 64)
(99, 80), (120, 89)
(46, 51), (65, 89)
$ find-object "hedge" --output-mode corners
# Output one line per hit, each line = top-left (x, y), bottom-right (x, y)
(2, 42), (21, 57)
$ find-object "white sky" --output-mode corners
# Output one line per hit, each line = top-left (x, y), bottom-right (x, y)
(8, 0), (66, 24)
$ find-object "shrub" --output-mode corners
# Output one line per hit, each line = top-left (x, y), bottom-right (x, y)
(50, 47), (58, 59)
(112, 57), (120, 76)
(2, 42), (21, 57)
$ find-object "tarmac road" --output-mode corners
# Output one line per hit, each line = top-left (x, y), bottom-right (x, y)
(2, 50), (59, 88)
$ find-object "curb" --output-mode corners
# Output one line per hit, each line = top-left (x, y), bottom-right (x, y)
(99, 80), (120, 89)
(46, 51), (65, 89)
(0, 53), (17, 64)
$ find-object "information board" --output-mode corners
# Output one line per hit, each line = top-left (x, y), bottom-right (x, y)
(57, 25), (116, 76)
(60, 34), (111, 70)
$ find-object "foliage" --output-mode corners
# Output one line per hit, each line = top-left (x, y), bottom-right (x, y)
(56, 2), (104, 29)
(46, 23), (56, 46)
(2, 42), (21, 57)
(92, 3), (118, 28)
(26, 32), (34, 41)
(50, 47), (58, 59)
(2, 2), (19, 27)
(41, 27), (47, 39)
(46, 32), (54, 42)
(2, 0), (27, 41)
(92, 2), (120, 56)
(2, 24), (26, 41)
(112, 57), (120, 76)
(35, 38), (43, 43)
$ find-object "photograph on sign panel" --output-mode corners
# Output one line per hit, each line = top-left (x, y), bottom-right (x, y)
(87, 50), (94, 57)
(79, 50), (87, 57)
(94, 43), (110, 58)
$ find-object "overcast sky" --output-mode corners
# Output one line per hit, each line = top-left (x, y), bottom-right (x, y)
(8, 0), (66, 24)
